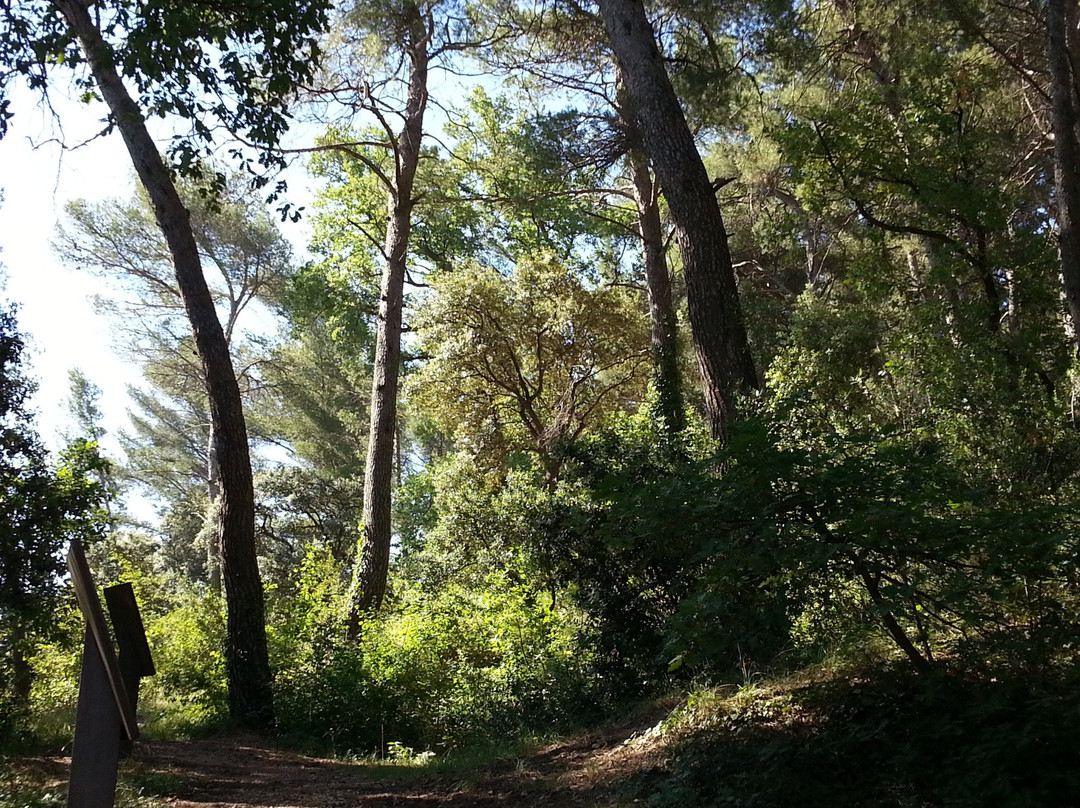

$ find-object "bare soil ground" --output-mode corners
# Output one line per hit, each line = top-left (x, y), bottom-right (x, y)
(63, 705), (672, 808)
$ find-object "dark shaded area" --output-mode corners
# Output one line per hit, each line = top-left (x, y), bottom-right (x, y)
(630, 666), (1080, 808)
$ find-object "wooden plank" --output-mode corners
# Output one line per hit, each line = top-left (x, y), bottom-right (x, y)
(66, 538), (139, 741)
(67, 630), (121, 808)
(104, 584), (155, 678)
(104, 583), (154, 756)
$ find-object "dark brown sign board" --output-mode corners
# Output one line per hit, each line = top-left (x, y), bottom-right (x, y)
(66, 537), (139, 739)
(104, 583), (155, 679)
(66, 537), (155, 808)
(104, 582), (155, 755)
(68, 631), (123, 808)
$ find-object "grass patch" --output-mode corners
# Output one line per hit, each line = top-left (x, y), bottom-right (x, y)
(0, 774), (64, 808)
(277, 728), (558, 784)
(0, 749), (195, 808)
(626, 662), (1080, 808)
(117, 764), (196, 803)
(1, 755), (68, 808)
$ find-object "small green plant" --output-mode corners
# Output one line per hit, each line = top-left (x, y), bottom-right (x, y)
(385, 741), (436, 765)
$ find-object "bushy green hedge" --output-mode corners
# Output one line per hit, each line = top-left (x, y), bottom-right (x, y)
(271, 545), (596, 752)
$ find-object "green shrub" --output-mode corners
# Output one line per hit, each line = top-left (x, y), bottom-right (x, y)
(529, 410), (1080, 686)
(271, 545), (595, 753)
(138, 589), (229, 735)
(637, 666), (1080, 807)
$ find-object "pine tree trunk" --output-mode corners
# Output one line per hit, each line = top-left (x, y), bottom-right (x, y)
(1048, 0), (1080, 353)
(598, 0), (756, 443)
(629, 149), (685, 436)
(614, 64), (684, 436)
(348, 5), (429, 629)
(207, 424), (222, 591)
(56, 0), (274, 730)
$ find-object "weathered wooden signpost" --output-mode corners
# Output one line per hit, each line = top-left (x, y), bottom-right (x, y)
(66, 537), (155, 808)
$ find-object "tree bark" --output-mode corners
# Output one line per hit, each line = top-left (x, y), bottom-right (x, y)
(1048, 0), (1080, 353)
(56, 0), (274, 730)
(857, 564), (934, 674)
(629, 148), (685, 436)
(614, 63), (684, 436)
(206, 424), (222, 591)
(597, 0), (757, 443)
(348, 5), (430, 629)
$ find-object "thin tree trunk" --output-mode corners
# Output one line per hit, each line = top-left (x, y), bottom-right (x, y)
(628, 149), (685, 435)
(1048, 0), (1080, 353)
(974, 227), (1004, 331)
(348, 5), (429, 630)
(615, 67), (685, 437)
(767, 187), (824, 291)
(56, 0), (274, 730)
(597, 0), (757, 444)
(857, 565), (934, 673)
(810, 508), (933, 673)
(207, 424), (222, 591)
(10, 622), (32, 701)
(626, 144), (682, 436)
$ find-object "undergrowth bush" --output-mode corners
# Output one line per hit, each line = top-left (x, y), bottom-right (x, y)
(271, 545), (596, 753)
(137, 589), (228, 736)
(636, 663), (1080, 807)
(529, 409), (1080, 686)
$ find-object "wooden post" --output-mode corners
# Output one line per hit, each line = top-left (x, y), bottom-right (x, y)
(65, 539), (154, 808)
(68, 630), (123, 808)
(66, 539), (138, 739)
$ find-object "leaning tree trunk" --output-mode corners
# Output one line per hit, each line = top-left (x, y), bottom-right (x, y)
(1048, 0), (1080, 353)
(614, 64), (684, 437)
(57, 0), (274, 730)
(597, 0), (757, 443)
(348, 5), (430, 631)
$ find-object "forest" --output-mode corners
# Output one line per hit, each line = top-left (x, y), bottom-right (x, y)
(3, 0), (1080, 805)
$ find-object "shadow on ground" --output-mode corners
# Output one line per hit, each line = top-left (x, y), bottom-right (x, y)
(128, 704), (669, 808)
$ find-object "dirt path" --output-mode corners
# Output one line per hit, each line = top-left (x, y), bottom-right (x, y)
(127, 707), (669, 808)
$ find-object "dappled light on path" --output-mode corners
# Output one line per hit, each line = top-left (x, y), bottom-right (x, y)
(130, 708), (668, 808)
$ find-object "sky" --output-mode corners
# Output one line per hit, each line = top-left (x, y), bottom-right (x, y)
(0, 50), (477, 525)
(0, 79), (324, 412)
(0, 84), (141, 455)
(0, 82), (316, 527)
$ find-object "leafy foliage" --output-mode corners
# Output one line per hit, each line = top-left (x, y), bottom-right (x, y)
(409, 254), (649, 474)
(521, 407), (1080, 684)
(0, 308), (110, 747)
(447, 89), (628, 262)
(0, 0), (331, 179)
(270, 545), (594, 752)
